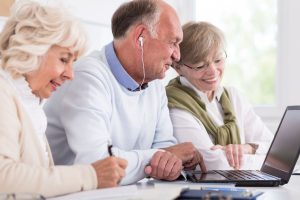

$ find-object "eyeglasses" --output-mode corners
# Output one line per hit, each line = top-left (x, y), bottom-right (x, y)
(0, 193), (45, 200)
(178, 51), (227, 71)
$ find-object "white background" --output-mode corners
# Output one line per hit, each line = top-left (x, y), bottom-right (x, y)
(1, 0), (300, 132)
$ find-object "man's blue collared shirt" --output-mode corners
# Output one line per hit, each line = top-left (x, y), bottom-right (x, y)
(105, 42), (147, 91)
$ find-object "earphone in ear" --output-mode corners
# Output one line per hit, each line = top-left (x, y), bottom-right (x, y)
(138, 35), (145, 91)
(138, 36), (144, 47)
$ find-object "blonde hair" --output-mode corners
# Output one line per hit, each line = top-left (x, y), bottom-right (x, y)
(180, 21), (226, 64)
(0, 0), (88, 78)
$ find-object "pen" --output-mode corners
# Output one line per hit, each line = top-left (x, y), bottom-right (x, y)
(108, 144), (114, 156)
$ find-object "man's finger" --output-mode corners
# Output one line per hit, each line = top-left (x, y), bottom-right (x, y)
(169, 160), (182, 180)
(150, 151), (163, 177)
(197, 152), (207, 173)
(156, 152), (170, 178)
(163, 154), (178, 177)
(144, 165), (152, 175)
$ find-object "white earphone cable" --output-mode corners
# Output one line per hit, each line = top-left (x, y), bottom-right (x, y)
(140, 42), (145, 91)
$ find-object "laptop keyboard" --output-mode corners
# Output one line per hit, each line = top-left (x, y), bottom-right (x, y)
(216, 170), (277, 180)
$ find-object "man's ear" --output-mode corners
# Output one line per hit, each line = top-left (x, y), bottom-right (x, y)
(134, 25), (147, 48)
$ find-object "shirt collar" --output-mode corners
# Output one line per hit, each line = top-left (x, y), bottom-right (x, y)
(105, 42), (148, 91)
(0, 70), (42, 104)
(179, 76), (224, 102)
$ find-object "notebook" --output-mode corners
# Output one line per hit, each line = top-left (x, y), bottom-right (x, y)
(185, 106), (300, 186)
(176, 188), (263, 200)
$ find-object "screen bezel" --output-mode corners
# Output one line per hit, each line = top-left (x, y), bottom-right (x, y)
(261, 106), (300, 184)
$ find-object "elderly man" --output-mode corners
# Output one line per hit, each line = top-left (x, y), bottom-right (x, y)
(45, 0), (206, 185)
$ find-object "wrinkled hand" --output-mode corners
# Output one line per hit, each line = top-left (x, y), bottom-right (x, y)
(163, 142), (207, 173)
(211, 144), (253, 170)
(183, 150), (206, 171)
(144, 151), (182, 181)
(92, 156), (128, 188)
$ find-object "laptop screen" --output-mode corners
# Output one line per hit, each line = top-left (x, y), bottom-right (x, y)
(262, 106), (300, 181)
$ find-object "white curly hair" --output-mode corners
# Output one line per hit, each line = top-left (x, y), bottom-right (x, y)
(0, 0), (88, 78)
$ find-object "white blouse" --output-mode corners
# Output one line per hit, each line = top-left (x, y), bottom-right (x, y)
(169, 77), (274, 170)
(0, 70), (49, 165)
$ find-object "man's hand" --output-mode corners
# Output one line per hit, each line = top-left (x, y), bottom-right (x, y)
(144, 151), (182, 181)
(211, 144), (254, 170)
(163, 142), (207, 172)
(92, 156), (128, 188)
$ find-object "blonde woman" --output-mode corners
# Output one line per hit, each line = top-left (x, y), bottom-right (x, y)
(167, 22), (273, 170)
(0, 1), (127, 197)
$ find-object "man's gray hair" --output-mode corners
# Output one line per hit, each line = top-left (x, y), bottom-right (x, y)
(111, 0), (160, 39)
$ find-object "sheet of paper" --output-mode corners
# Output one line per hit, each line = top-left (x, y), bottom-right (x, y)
(48, 185), (137, 200)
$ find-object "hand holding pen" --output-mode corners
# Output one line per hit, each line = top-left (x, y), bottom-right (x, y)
(91, 144), (128, 188)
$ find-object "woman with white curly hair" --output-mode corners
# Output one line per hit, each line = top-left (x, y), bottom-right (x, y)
(0, 0), (127, 198)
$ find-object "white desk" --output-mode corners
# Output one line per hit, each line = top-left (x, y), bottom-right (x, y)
(139, 175), (300, 200)
(50, 175), (300, 200)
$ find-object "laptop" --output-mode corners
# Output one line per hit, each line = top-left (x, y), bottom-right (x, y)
(185, 106), (300, 186)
